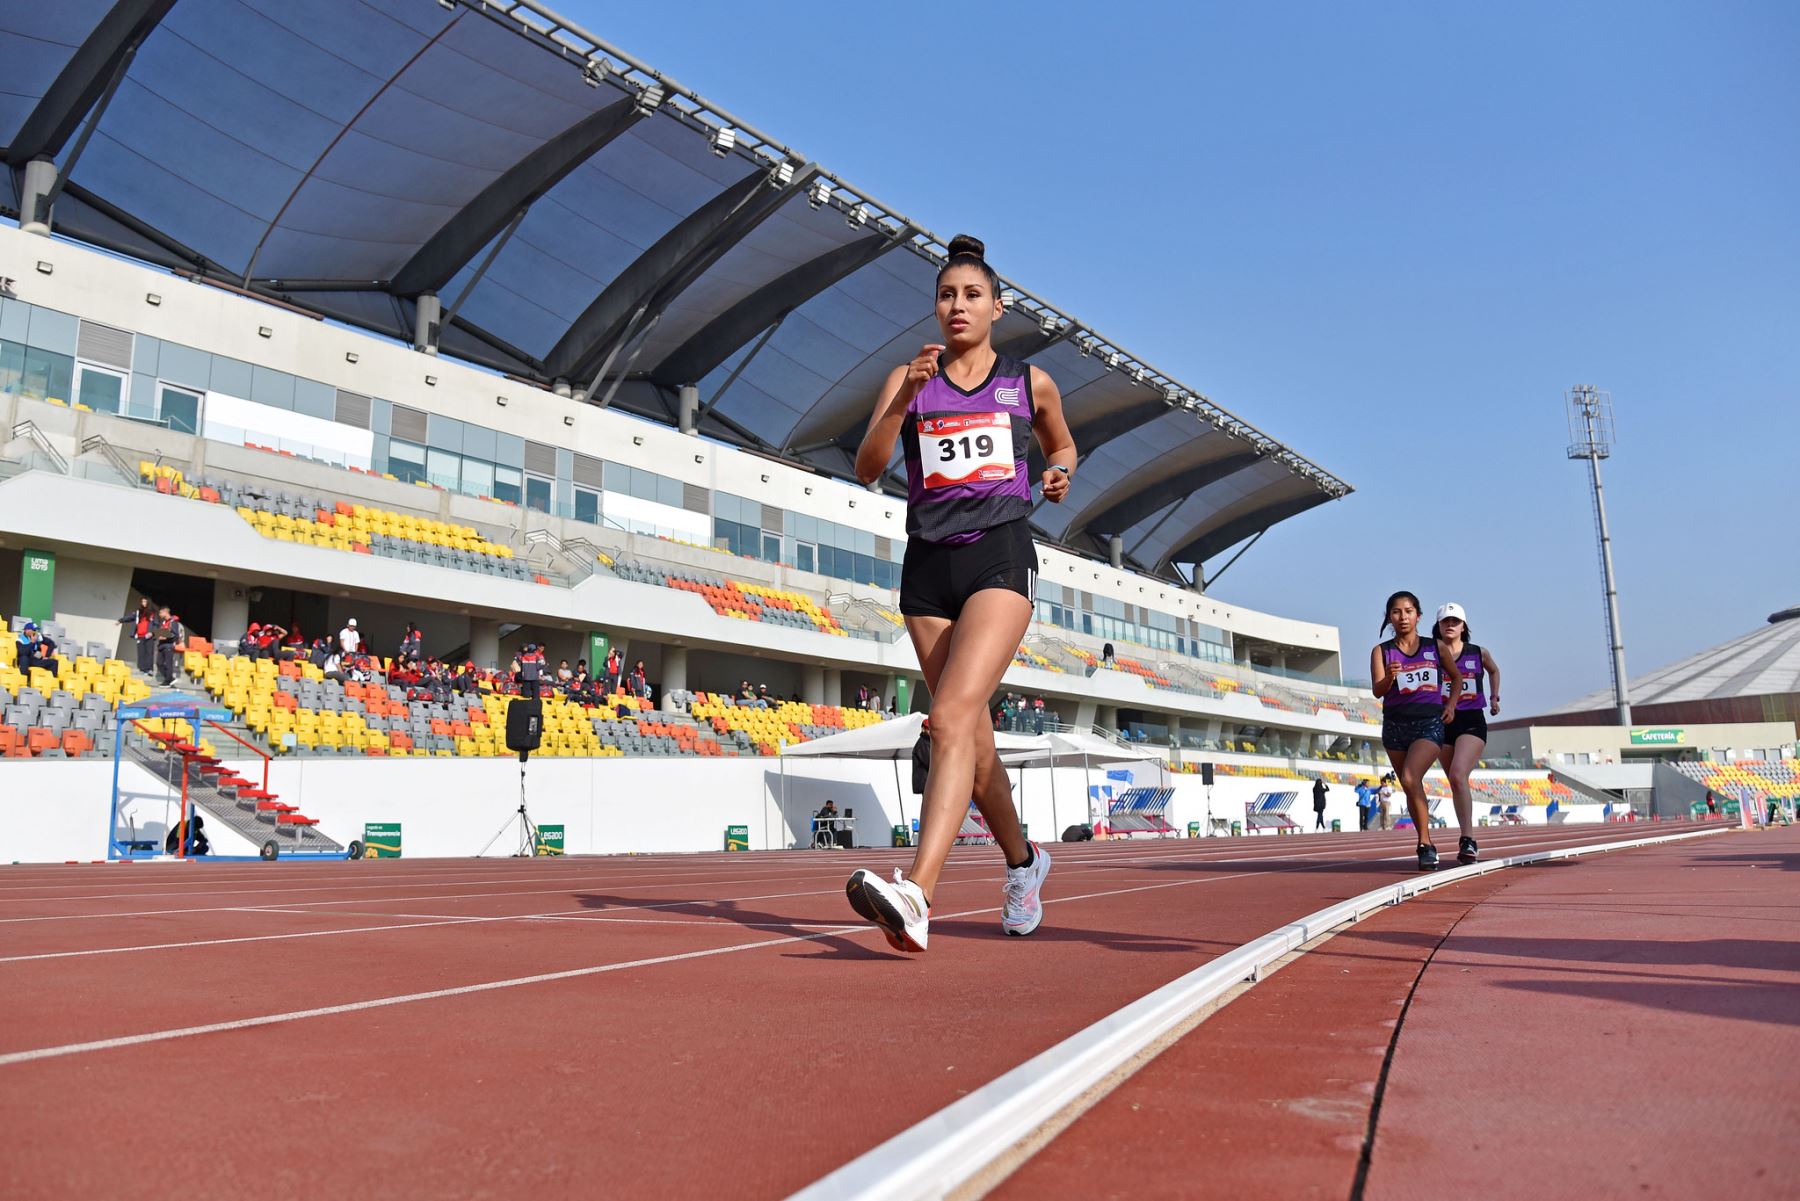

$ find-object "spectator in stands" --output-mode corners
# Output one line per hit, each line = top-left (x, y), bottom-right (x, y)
(856, 684), (871, 709)
(339, 617), (361, 656)
(1032, 697), (1046, 734)
(281, 625), (306, 660)
(240, 621), (265, 661)
(739, 679), (757, 703)
(556, 659), (574, 686)
(153, 607), (182, 686)
(631, 660), (650, 701)
(1102, 641), (1116, 666)
(253, 622), (288, 660)
(321, 649), (346, 683)
(308, 637), (332, 671)
(1312, 777), (1329, 830)
(119, 597), (155, 673)
(512, 643), (547, 698)
(16, 621), (58, 673)
(397, 622), (423, 666)
(453, 661), (477, 695)
(1704, 790), (1717, 817)
(605, 646), (623, 693)
(886, 697), (899, 717)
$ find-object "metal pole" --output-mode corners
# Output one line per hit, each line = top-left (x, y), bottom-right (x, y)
(1582, 410), (1631, 725)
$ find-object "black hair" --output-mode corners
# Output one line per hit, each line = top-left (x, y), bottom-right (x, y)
(937, 233), (1001, 296)
(1430, 618), (1473, 643)
(1379, 590), (1421, 636)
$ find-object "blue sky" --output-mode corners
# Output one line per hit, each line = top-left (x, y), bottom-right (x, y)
(560, 1), (1799, 715)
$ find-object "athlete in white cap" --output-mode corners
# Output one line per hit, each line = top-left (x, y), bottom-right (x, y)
(1431, 603), (1501, 864)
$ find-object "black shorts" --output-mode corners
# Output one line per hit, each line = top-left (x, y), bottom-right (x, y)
(1443, 709), (1489, 744)
(899, 519), (1037, 621)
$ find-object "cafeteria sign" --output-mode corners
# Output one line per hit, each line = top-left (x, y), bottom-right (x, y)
(1629, 727), (1686, 746)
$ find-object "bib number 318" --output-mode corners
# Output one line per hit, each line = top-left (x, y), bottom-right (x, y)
(919, 412), (1014, 489)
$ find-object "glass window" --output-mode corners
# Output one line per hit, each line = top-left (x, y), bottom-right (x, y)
(157, 383), (202, 435)
(13, 345), (73, 403)
(796, 542), (815, 573)
(525, 474), (552, 513)
(493, 465), (522, 505)
(426, 448), (460, 491)
(74, 363), (126, 414)
(761, 531), (781, 562)
(574, 487), (600, 525)
(658, 475), (682, 508)
(716, 492), (739, 523)
(461, 458), (495, 499)
(792, 512), (816, 542)
(387, 440), (427, 485)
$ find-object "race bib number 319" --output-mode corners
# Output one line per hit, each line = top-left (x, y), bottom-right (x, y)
(919, 412), (1014, 489)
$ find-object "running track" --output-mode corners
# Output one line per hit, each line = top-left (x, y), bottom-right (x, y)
(0, 824), (1722, 1199)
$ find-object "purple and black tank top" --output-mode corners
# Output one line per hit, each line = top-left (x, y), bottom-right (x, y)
(901, 354), (1035, 544)
(1381, 637), (1445, 719)
(1451, 644), (1484, 711)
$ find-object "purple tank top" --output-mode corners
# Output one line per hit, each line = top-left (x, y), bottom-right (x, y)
(901, 354), (1035, 543)
(1451, 644), (1484, 710)
(1382, 637), (1445, 718)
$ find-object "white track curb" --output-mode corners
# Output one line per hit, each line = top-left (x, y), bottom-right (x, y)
(788, 825), (1729, 1201)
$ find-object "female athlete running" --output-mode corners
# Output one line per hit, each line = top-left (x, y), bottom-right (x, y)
(844, 234), (1077, 952)
(1371, 591), (1462, 871)
(1431, 602), (1501, 865)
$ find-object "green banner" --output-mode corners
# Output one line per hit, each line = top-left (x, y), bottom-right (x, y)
(363, 821), (401, 858)
(895, 676), (910, 715)
(19, 547), (54, 625)
(724, 823), (749, 852)
(1629, 727), (1686, 746)
(534, 824), (565, 856)
(588, 631), (610, 674)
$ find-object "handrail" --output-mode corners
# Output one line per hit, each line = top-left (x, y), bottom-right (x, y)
(8, 420), (68, 474)
(79, 434), (138, 485)
(206, 718), (271, 794)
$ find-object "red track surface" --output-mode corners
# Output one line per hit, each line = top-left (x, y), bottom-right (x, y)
(0, 823), (1763, 1200)
(996, 825), (1800, 1200)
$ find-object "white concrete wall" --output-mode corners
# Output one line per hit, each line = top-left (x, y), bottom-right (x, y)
(1, 758), (1603, 864)
(49, 555), (132, 657)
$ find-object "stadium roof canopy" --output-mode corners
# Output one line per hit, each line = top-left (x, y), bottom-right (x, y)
(0, 0), (1351, 578)
(1544, 606), (1800, 723)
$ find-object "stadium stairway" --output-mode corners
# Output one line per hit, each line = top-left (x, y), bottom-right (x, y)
(127, 721), (342, 855)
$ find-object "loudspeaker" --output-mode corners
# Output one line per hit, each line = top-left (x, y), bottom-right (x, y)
(505, 697), (543, 755)
(1200, 762), (1214, 786)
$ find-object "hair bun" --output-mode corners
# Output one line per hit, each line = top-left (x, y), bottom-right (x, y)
(945, 233), (986, 261)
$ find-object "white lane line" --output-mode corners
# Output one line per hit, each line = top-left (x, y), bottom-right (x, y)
(0, 827), (1640, 959)
(788, 825), (1731, 1201)
(0, 828), (1650, 1058)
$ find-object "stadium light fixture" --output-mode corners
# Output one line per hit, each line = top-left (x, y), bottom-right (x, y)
(632, 435), (644, 446)
(1076, 337), (1095, 357)
(345, 352), (358, 364)
(634, 83), (665, 117)
(35, 261), (53, 275)
(425, 375), (438, 386)
(808, 179), (831, 210)
(1103, 350), (1121, 372)
(565, 415), (575, 426)
(1001, 289), (1017, 309)
(847, 204), (869, 229)
(257, 326), (272, 338)
(709, 126), (736, 157)
(1130, 366), (1147, 385)
(496, 396), (507, 407)
(770, 161), (795, 188)
(145, 293), (162, 306)
(1038, 313), (1058, 337)
(1164, 385), (1181, 403)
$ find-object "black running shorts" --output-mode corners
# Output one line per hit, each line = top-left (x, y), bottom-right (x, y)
(1443, 709), (1489, 744)
(899, 519), (1038, 621)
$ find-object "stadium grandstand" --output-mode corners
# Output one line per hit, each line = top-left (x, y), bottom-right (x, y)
(0, 0), (1603, 860)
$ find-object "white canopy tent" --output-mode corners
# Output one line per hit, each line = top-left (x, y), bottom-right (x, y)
(778, 719), (1168, 840)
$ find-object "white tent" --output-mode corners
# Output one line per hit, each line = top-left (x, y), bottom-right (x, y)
(778, 719), (1165, 840)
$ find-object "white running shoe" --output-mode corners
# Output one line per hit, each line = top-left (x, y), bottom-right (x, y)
(846, 867), (930, 953)
(1001, 842), (1051, 936)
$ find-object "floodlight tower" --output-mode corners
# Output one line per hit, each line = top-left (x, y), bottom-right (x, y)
(1566, 385), (1630, 725)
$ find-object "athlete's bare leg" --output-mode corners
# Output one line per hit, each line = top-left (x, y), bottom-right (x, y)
(903, 589), (1032, 897)
(1438, 734), (1485, 838)
(1387, 739), (1441, 839)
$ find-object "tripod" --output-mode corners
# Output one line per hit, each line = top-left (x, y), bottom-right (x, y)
(478, 755), (540, 857)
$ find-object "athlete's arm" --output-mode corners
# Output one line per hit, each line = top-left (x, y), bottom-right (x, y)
(1437, 640), (1462, 722)
(855, 345), (944, 485)
(1370, 645), (1395, 698)
(1029, 366), (1077, 503)
(1482, 647), (1501, 716)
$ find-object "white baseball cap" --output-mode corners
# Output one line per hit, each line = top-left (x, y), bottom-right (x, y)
(347, 618), (358, 626)
(1435, 603), (1467, 624)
